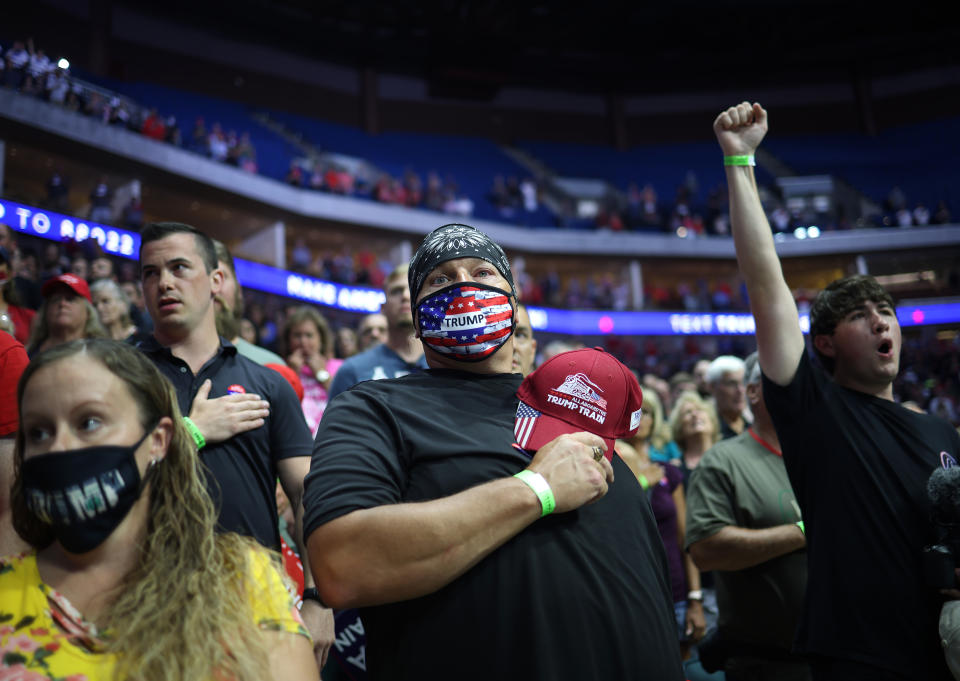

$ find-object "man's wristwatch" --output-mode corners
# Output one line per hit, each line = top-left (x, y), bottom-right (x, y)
(687, 589), (704, 602)
(301, 587), (325, 608)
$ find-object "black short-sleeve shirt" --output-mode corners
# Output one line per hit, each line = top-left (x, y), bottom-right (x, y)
(136, 336), (313, 550)
(304, 369), (684, 681)
(764, 352), (960, 679)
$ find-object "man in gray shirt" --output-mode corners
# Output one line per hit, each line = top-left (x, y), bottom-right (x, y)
(328, 264), (426, 399)
(685, 352), (809, 681)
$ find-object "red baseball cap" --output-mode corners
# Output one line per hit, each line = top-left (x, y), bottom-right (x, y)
(514, 347), (643, 460)
(41, 273), (91, 303)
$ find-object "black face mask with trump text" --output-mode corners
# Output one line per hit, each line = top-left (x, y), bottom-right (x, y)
(21, 429), (157, 553)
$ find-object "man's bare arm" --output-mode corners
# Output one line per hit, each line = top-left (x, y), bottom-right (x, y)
(307, 432), (612, 609)
(277, 456), (311, 580)
(277, 455), (334, 672)
(264, 630), (319, 681)
(688, 524), (805, 572)
(674, 485), (706, 641)
(716, 102), (805, 385)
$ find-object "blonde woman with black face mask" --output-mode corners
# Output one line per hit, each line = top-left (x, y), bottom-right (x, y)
(3, 338), (318, 681)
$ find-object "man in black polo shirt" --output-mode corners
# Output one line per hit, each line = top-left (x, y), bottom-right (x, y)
(135, 222), (333, 670)
(716, 102), (959, 680)
(303, 223), (683, 681)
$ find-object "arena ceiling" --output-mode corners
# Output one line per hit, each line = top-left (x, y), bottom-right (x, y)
(133, 1), (960, 98)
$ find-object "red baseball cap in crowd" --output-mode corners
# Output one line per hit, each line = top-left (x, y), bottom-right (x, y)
(41, 273), (92, 303)
(515, 347), (643, 460)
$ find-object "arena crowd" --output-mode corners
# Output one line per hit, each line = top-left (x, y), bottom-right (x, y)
(0, 102), (959, 681)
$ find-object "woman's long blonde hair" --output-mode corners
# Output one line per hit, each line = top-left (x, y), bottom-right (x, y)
(12, 339), (275, 681)
(636, 388), (673, 451)
(668, 390), (721, 451)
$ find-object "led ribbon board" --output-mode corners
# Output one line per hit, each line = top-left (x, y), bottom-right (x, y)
(0, 198), (385, 313)
(5, 199), (958, 331)
(524, 305), (960, 335)
(0, 198), (139, 257)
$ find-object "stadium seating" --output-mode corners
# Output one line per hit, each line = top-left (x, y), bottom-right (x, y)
(765, 117), (960, 213)
(81, 76), (300, 181)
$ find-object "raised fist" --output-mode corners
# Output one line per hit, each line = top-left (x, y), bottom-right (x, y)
(714, 101), (768, 157)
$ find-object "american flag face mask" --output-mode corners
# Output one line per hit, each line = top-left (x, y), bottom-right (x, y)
(416, 283), (515, 362)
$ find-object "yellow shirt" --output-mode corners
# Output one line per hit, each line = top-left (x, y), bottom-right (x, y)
(0, 549), (308, 680)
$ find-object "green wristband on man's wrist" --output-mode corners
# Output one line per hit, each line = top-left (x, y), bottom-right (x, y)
(723, 154), (756, 166)
(514, 470), (556, 517)
(796, 520), (805, 535)
(183, 417), (206, 450)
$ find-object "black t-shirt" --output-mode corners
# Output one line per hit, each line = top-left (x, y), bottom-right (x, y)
(764, 352), (960, 679)
(304, 369), (684, 681)
(137, 336), (313, 549)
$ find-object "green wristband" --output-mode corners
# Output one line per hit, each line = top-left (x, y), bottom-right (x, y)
(796, 520), (805, 535)
(723, 154), (756, 166)
(638, 475), (651, 491)
(514, 470), (556, 517)
(183, 417), (206, 450)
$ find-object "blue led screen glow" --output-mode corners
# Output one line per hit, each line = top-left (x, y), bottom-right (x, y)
(0, 198), (139, 257)
(6, 199), (959, 333)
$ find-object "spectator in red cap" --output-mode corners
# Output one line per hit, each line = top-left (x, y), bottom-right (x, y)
(26, 273), (106, 357)
(303, 223), (684, 681)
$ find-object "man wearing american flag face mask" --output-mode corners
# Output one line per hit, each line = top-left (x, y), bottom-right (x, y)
(301, 223), (683, 681)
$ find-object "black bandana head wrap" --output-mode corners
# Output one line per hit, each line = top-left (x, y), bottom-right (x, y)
(408, 223), (515, 302)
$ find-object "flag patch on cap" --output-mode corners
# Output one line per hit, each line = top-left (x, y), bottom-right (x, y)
(515, 402), (541, 449)
(630, 408), (643, 432)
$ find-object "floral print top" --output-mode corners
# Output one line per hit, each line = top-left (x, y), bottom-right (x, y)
(0, 549), (309, 680)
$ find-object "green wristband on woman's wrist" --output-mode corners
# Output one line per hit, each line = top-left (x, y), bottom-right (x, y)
(183, 417), (206, 450)
(723, 154), (756, 166)
(514, 470), (556, 517)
